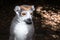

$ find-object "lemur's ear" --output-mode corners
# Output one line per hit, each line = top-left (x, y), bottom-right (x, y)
(31, 5), (35, 11)
(14, 6), (21, 15)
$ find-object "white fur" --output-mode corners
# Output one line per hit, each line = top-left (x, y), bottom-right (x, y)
(14, 22), (34, 40)
(9, 5), (35, 40)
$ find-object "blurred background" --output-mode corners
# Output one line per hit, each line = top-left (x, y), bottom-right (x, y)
(0, 0), (60, 40)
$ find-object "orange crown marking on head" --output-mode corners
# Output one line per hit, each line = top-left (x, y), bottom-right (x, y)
(20, 5), (32, 11)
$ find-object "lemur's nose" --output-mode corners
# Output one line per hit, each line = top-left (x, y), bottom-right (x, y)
(27, 18), (31, 21)
(25, 18), (32, 24)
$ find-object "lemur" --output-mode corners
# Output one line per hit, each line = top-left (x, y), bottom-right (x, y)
(9, 5), (35, 40)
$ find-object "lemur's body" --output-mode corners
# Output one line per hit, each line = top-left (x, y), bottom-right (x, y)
(9, 5), (35, 40)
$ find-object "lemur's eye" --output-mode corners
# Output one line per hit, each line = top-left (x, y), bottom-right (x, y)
(21, 13), (26, 16)
(30, 13), (33, 15)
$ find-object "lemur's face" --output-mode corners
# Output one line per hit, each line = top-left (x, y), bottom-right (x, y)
(14, 5), (35, 24)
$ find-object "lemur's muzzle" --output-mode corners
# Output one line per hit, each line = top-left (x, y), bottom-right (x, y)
(25, 18), (32, 24)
